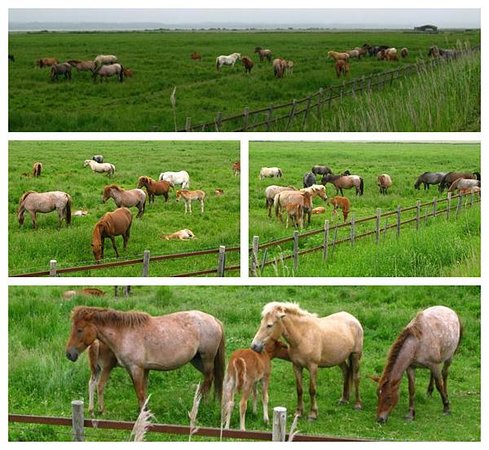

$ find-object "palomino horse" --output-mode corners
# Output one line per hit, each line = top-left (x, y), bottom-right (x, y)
(322, 173), (364, 196)
(18, 191), (72, 228)
(274, 190), (313, 228)
(137, 176), (172, 203)
(374, 306), (462, 423)
(241, 56), (254, 74)
(439, 172), (480, 193)
(50, 63), (72, 81)
(65, 306), (226, 409)
(84, 159), (116, 175)
(254, 47), (273, 62)
(102, 184), (146, 218)
(328, 196), (350, 223)
(32, 162), (43, 177)
(259, 167), (283, 180)
(327, 51), (349, 61)
(159, 170), (190, 189)
(176, 189), (206, 214)
(377, 174), (392, 195)
(414, 172), (446, 190)
(36, 57), (59, 68)
(93, 63), (124, 82)
(216, 53), (241, 71)
(251, 302), (363, 420)
(448, 177), (480, 193)
(93, 54), (118, 71)
(222, 340), (289, 431)
(272, 58), (287, 78)
(91, 207), (132, 261)
(265, 185), (297, 218)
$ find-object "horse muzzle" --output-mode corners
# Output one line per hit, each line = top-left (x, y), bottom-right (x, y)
(376, 414), (388, 424)
(66, 348), (79, 362)
(250, 341), (264, 353)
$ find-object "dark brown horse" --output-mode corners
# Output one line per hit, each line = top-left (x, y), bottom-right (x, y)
(241, 56), (254, 73)
(322, 173), (364, 196)
(137, 176), (171, 204)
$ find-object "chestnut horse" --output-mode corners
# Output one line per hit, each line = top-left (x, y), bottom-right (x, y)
(232, 161), (240, 176)
(137, 176), (171, 204)
(66, 306), (226, 409)
(241, 56), (254, 73)
(322, 173), (364, 196)
(374, 306), (462, 423)
(251, 302), (363, 420)
(191, 51), (202, 61)
(102, 184), (146, 218)
(335, 60), (350, 78)
(91, 207), (132, 261)
(176, 189), (206, 214)
(36, 57), (59, 68)
(328, 196), (350, 223)
(17, 191), (72, 228)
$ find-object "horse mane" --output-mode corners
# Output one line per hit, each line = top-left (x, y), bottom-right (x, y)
(18, 191), (37, 206)
(262, 302), (318, 318)
(71, 306), (150, 329)
(105, 184), (123, 192)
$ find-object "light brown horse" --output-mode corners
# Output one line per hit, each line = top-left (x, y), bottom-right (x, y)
(68, 60), (96, 72)
(322, 173), (364, 196)
(241, 56), (254, 74)
(36, 57), (59, 68)
(137, 176), (171, 204)
(264, 185), (297, 218)
(176, 189), (206, 214)
(374, 306), (462, 424)
(32, 162), (43, 177)
(327, 50), (349, 61)
(251, 302), (363, 420)
(328, 196), (350, 223)
(65, 306), (226, 409)
(17, 191), (72, 228)
(254, 47), (273, 62)
(274, 190), (313, 226)
(272, 58), (287, 78)
(447, 177), (480, 193)
(91, 207), (132, 261)
(191, 51), (202, 61)
(377, 174), (393, 195)
(102, 184), (146, 218)
(335, 60), (350, 78)
(222, 340), (289, 431)
(161, 229), (196, 240)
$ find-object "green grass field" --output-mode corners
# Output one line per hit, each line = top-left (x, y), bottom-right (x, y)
(8, 285), (480, 442)
(249, 142), (480, 277)
(8, 30), (480, 131)
(8, 141), (240, 277)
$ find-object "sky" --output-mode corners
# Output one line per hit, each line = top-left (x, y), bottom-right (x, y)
(8, 8), (481, 29)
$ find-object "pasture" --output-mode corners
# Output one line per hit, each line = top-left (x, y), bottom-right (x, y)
(8, 29), (480, 132)
(8, 285), (480, 441)
(249, 142), (480, 277)
(8, 141), (240, 277)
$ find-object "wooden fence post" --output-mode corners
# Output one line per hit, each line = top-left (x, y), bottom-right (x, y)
(142, 250), (150, 277)
(265, 105), (273, 131)
(375, 208), (381, 244)
(433, 197), (437, 217)
(49, 260), (57, 277)
(416, 200), (421, 230)
(293, 231), (299, 272)
(328, 87), (334, 109)
(185, 117), (192, 132)
(286, 100), (297, 130)
(251, 236), (259, 277)
(350, 215), (356, 246)
(215, 111), (223, 131)
(317, 87), (323, 116)
(396, 205), (401, 237)
(242, 107), (249, 131)
(323, 220), (330, 261)
(456, 194), (463, 217)
(301, 96), (312, 130)
(447, 192), (452, 220)
(71, 400), (84, 442)
(217, 245), (226, 277)
(272, 407), (287, 442)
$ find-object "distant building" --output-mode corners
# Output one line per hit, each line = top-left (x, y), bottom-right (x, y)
(414, 25), (438, 33)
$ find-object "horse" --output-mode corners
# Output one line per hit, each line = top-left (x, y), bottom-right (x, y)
(272, 58), (287, 78)
(274, 191), (313, 228)
(92, 155), (104, 163)
(312, 207), (326, 214)
(400, 48), (409, 58)
(137, 176), (171, 204)
(216, 53), (241, 71)
(312, 165), (332, 177)
(251, 302), (363, 420)
(17, 191), (72, 229)
(347, 49), (361, 59)
(377, 174), (392, 195)
(259, 167), (283, 180)
(335, 60), (350, 78)
(241, 56), (254, 74)
(232, 161), (240, 176)
(303, 172), (316, 188)
(32, 162), (42, 177)
(158, 170), (190, 189)
(285, 60), (294, 75)
(384, 48), (398, 61)
(322, 173), (364, 196)
(50, 62), (72, 81)
(66, 306), (226, 410)
(36, 57), (59, 68)
(93, 54), (118, 71)
(102, 184), (146, 219)
(222, 340), (289, 431)
(176, 189), (206, 214)
(161, 229), (196, 240)
(447, 177), (480, 193)
(215, 188), (224, 196)
(123, 68), (133, 78)
(191, 51), (202, 61)
(459, 186), (480, 195)
(264, 185), (297, 217)
(428, 46), (456, 59)
(374, 306), (462, 424)
(414, 172), (447, 190)
(84, 159), (115, 176)
(93, 63), (124, 82)
(254, 47), (273, 62)
(68, 60), (96, 72)
(300, 184), (328, 202)
(62, 287), (106, 301)
(439, 172), (480, 193)
(327, 51), (349, 61)
(91, 207), (132, 261)
(328, 196), (350, 223)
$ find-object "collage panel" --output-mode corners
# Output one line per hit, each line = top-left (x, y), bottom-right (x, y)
(249, 141), (480, 277)
(8, 285), (480, 442)
(8, 140), (240, 277)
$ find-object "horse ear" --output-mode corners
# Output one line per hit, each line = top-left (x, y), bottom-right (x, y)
(276, 306), (286, 319)
(368, 375), (381, 384)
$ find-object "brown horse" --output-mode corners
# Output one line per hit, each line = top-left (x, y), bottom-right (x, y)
(374, 306), (462, 423)
(191, 51), (202, 61)
(439, 172), (480, 193)
(102, 184), (146, 218)
(32, 162), (43, 177)
(254, 47), (273, 62)
(322, 173), (364, 196)
(335, 60), (350, 78)
(137, 176), (171, 204)
(36, 57), (59, 68)
(232, 161), (240, 176)
(328, 196), (350, 223)
(251, 302), (363, 420)
(176, 189), (206, 214)
(65, 306), (226, 409)
(91, 207), (133, 261)
(17, 191), (72, 228)
(274, 190), (313, 227)
(377, 174), (393, 195)
(241, 56), (254, 73)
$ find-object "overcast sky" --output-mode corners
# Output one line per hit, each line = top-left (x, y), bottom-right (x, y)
(9, 8), (480, 28)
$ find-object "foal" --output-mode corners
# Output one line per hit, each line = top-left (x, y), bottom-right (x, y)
(329, 196), (350, 223)
(176, 189), (206, 214)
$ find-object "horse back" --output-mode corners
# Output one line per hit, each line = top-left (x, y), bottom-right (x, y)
(101, 207), (132, 235)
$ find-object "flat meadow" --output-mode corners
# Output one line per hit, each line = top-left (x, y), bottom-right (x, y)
(249, 141), (481, 277)
(8, 141), (240, 277)
(8, 285), (480, 442)
(8, 29), (480, 131)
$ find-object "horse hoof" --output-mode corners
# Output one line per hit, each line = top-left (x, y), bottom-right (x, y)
(404, 414), (415, 422)
(443, 410), (452, 416)
(307, 415), (317, 422)
(354, 403), (363, 410)
(337, 399), (348, 406)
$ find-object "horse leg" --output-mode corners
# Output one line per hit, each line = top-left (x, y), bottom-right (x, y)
(88, 367), (100, 416)
(127, 366), (149, 410)
(441, 359), (453, 414)
(406, 366), (416, 420)
(251, 382), (258, 415)
(338, 361), (350, 404)
(97, 364), (115, 414)
(427, 373), (435, 397)
(430, 364), (451, 415)
(123, 229), (130, 250)
(200, 199), (204, 214)
(292, 364), (305, 417)
(262, 376), (270, 425)
(307, 364), (319, 420)
(350, 352), (362, 409)
(109, 236), (119, 257)
(239, 383), (251, 431)
(29, 211), (37, 229)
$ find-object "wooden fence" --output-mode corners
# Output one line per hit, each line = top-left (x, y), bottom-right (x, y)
(11, 245), (240, 278)
(180, 47), (477, 132)
(250, 193), (479, 276)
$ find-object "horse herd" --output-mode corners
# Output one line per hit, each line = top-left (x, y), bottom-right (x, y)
(65, 302), (462, 430)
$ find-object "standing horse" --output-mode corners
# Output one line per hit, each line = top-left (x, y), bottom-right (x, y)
(91, 207), (132, 261)
(439, 172), (480, 193)
(414, 172), (446, 190)
(377, 174), (392, 195)
(93, 63), (124, 82)
(93, 54), (118, 71)
(216, 53), (241, 71)
(303, 172), (316, 188)
(84, 159), (116, 176)
(254, 47), (273, 62)
(137, 176), (171, 203)
(17, 191), (72, 228)
(259, 167), (283, 180)
(322, 173), (364, 196)
(68, 60), (96, 72)
(159, 170), (190, 189)
(32, 162), (43, 177)
(312, 165), (332, 177)
(50, 62), (72, 81)
(335, 60), (350, 78)
(274, 190), (313, 227)
(272, 58), (287, 78)
(66, 306), (226, 410)
(264, 185), (297, 217)
(191, 51), (202, 61)
(328, 196), (350, 223)
(36, 57), (59, 68)
(374, 306), (462, 423)
(448, 177), (480, 193)
(327, 51), (349, 61)
(176, 189), (206, 214)
(241, 56), (254, 74)
(102, 184), (146, 218)
(251, 302), (363, 420)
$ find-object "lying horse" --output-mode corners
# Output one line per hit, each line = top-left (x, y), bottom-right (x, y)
(93, 63), (124, 82)
(18, 191), (72, 229)
(102, 184), (146, 219)
(414, 172), (446, 190)
(161, 229), (196, 240)
(322, 173), (364, 196)
(50, 62), (72, 81)
(137, 176), (171, 203)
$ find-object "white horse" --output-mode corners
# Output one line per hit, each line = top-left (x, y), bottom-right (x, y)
(216, 53), (241, 71)
(93, 54), (118, 71)
(259, 167), (283, 180)
(158, 170), (190, 189)
(84, 159), (115, 176)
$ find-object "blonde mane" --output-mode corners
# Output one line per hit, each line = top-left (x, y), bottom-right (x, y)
(72, 306), (150, 329)
(261, 302), (318, 318)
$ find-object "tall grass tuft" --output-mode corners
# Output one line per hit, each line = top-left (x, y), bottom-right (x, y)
(129, 396), (154, 442)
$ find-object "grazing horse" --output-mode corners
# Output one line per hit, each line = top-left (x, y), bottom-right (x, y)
(191, 51), (202, 61)
(102, 184), (146, 219)
(36, 57), (59, 68)
(251, 302), (363, 420)
(259, 167), (283, 180)
(9, 54), (15, 62)
(428, 46), (456, 59)
(374, 306), (462, 423)
(274, 190), (313, 228)
(93, 54), (118, 71)
(303, 172), (316, 188)
(439, 172), (480, 193)
(254, 47), (273, 62)
(50, 62), (72, 81)
(91, 207), (132, 261)
(161, 229), (196, 240)
(32, 162), (42, 177)
(447, 177), (480, 193)
(66, 306), (226, 409)
(216, 53), (241, 71)
(122, 68), (133, 78)
(335, 60), (350, 78)
(93, 63), (124, 82)
(400, 48), (409, 58)
(68, 60), (96, 72)
(414, 172), (446, 190)
(272, 58), (287, 78)
(241, 56), (254, 74)
(18, 191), (72, 228)
(232, 161), (241, 176)
(322, 173), (364, 196)
(384, 48), (398, 61)
(312, 165), (332, 177)
(176, 189), (206, 214)
(222, 340), (289, 431)
(84, 159), (115, 176)
(328, 196), (350, 223)
(327, 51), (350, 61)
(137, 176), (171, 203)
(92, 155), (104, 163)
(347, 49), (361, 59)
(264, 185), (297, 217)
(159, 170), (190, 189)
(377, 174), (392, 195)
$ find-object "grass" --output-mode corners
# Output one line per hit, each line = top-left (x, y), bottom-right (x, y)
(8, 285), (480, 442)
(8, 29), (480, 131)
(249, 142), (480, 277)
(8, 141), (240, 277)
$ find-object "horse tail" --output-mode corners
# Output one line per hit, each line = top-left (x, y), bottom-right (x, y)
(119, 65), (124, 82)
(216, 57), (220, 72)
(65, 194), (72, 225)
(17, 191), (35, 224)
(456, 315), (464, 352)
(213, 324), (226, 402)
(359, 177), (364, 195)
